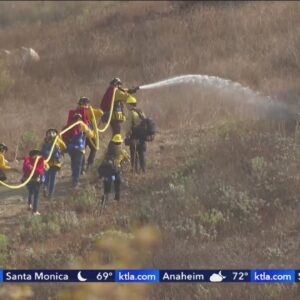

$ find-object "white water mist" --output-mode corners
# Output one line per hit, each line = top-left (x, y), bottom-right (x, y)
(139, 74), (296, 121)
(140, 74), (269, 102)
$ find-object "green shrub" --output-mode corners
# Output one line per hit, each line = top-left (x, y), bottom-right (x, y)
(20, 216), (61, 242)
(195, 208), (228, 237)
(71, 189), (97, 213)
(0, 234), (9, 252)
(0, 234), (9, 266)
(20, 130), (41, 154)
(43, 211), (80, 233)
(215, 184), (265, 227)
(24, 247), (72, 269)
(251, 156), (268, 180)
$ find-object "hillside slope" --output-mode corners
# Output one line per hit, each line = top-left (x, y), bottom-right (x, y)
(0, 2), (300, 299)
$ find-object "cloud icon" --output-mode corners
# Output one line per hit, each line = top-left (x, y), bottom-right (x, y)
(209, 271), (226, 282)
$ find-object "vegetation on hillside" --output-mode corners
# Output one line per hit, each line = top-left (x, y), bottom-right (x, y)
(0, 1), (300, 299)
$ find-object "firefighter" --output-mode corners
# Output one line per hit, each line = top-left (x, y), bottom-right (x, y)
(0, 143), (14, 181)
(22, 150), (49, 215)
(64, 113), (93, 188)
(100, 78), (139, 136)
(125, 96), (147, 173)
(41, 129), (67, 198)
(98, 134), (130, 202)
(77, 96), (103, 171)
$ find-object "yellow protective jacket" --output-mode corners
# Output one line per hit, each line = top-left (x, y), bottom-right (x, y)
(112, 88), (130, 122)
(47, 137), (67, 169)
(0, 153), (12, 171)
(105, 142), (130, 169)
(56, 137), (67, 152)
(80, 123), (94, 140)
(78, 105), (103, 140)
(79, 105), (104, 123)
(125, 109), (145, 137)
(42, 137), (67, 169)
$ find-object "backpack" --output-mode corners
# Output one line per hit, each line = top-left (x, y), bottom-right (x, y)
(132, 109), (156, 141)
(98, 160), (117, 178)
(67, 132), (86, 153)
(22, 156), (45, 181)
(100, 86), (115, 112)
(62, 107), (89, 143)
(41, 142), (60, 162)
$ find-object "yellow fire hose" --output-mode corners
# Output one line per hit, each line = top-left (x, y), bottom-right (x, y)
(97, 87), (116, 133)
(0, 88), (117, 189)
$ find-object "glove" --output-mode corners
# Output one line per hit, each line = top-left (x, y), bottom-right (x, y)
(128, 86), (139, 94)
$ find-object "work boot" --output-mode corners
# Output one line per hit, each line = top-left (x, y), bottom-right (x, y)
(73, 181), (80, 189)
(86, 163), (92, 171)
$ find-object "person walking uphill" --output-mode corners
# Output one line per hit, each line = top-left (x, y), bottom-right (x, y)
(0, 143), (14, 181)
(125, 96), (147, 173)
(63, 113), (93, 188)
(100, 77), (139, 136)
(77, 96), (103, 171)
(98, 134), (130, 202)
(41, 129), (67, 199)
(125, 96), (155, 173)
(22, 150), (49, 216)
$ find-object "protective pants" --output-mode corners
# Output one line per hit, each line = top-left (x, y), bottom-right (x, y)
(110, 120), (121, 135)
(103, 172), (121, 201)
(44, 167), (58, 197)
(129, 139), (146, 172)
(27, 181), (41, 213)
(70, 150), (84, 186)
(82, 138), (97, 172)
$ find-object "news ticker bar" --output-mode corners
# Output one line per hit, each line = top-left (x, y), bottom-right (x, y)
(0, 270), (300, 283)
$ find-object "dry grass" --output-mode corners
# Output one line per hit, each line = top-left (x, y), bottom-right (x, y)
(1, 1), (300, 151)
(1, 1), (300, 299)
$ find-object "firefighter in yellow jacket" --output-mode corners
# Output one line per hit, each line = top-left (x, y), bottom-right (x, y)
(98, 134), (130, 202)
(100, 78), (139, 135)
(0, 143), (13, 181)
(77, 96), (104, 171)
(125, 96), (147, 172)
(41, 129), (67, 198)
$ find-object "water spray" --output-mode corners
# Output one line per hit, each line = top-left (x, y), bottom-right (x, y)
(139, 74), (269, 101)
(138, 74), (297, 121)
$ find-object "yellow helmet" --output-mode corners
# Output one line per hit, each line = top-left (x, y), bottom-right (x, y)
(127, 95), (137, 105)
(112, 134), (123, 144)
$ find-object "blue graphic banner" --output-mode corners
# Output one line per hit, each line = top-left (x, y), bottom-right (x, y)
(0, 269), (298, 283)
(3, 270), (115, 283)
(160, 269), (251, 282)
(251, 270), (295, 283)
(116, 270), (159, 283)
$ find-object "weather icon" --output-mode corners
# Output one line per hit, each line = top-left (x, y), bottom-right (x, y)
(209, 271), (226, 282)
(77, 271), (87, 282)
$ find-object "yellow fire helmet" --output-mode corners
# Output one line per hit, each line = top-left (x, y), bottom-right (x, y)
(126, 95), (137, 105)
(112, 134), (123, 144)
